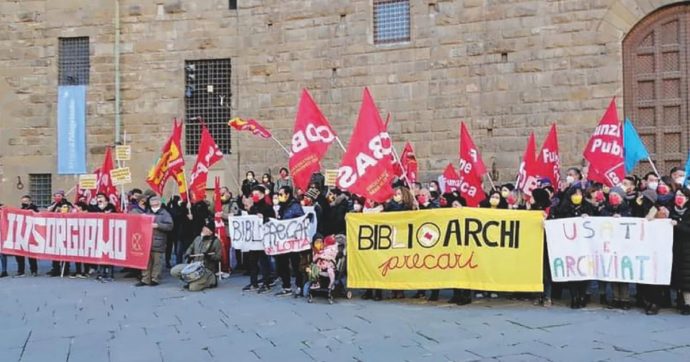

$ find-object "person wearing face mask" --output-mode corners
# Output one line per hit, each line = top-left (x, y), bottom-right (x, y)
(500, 183), (515, 200)
(243, 186), (275, 293)
(45, 190), (74, 276)
(583, 185), (605, 216)
(600, 188), (632, 309)
(171, 218), (221, 291)
(480, 190), (508, 210)
(275, 186), (306, 296)
(274, 167), (293, 194)
(553, 185), (596, 308)
(668, 189), (690, 315)
(383, 187), (416, 299)
(14, 195), (39, 277)
(643, 172), (659, 191)
(326, 189), (349, 236)
(241, 171), (259, 198)
(136, 196), (174, 287)
(671, 167), (687, 188)
(657, 177), (675, 207)
(91, 193), (117, 280)
(260, 174), (275, 197)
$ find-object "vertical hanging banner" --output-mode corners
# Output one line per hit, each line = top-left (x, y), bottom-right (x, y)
(57, 85), (87, 174)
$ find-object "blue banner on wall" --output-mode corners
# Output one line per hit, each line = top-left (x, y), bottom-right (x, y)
(57, 85), (87, 174)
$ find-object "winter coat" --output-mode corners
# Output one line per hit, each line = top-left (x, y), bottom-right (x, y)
(274, 177), (293, 194)
(21, 203), (40, 212)
(669, 207), (690, 290)
(241, 179), (259, 198)
(279, 199), (304, 220)
(184, 235), (222, 274)
(327, 194), (349, 235)
(47, 199), (73, 212)
(190, 201), (212, 238)
(148, 207), (174, 253)
(249, 199), (276, 223)
(600, 202), (632, 217)
(384, 200), (408, 212)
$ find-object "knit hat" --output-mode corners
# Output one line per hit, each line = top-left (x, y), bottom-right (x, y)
(203, 218), (216, 233)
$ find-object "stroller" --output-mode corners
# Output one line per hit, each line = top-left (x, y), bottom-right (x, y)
(305, 234), (351, 304)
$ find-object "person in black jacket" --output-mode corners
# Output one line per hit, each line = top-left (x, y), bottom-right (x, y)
(275, 186), (306, 296)
(600, 188), (632, 309)
(46, 190), (74, 276)
(243, 185), (275, 293)
(669, 188), (690, 315)
(241, 171), (259, 198)
(327, 189), (349, 236)
(16, 195), (39, 276)
(384, 187), (416, 299)
(261, 173), (275, 197)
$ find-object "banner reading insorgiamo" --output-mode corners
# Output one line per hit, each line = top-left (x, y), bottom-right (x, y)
(544, 217), (674, 285)
(0, 207), (154, 269)
(228, 207), (317, 255)
(346, 208), (545, 292)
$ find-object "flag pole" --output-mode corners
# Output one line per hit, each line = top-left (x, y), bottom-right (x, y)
(271, 135), (291, 156)
(384, 112), (409, 184)
(335, 136), (347, 152)
(647, 157), (661, 178)
(484, 173), (497, 191)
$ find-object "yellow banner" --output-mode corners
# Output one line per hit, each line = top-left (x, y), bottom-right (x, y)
(346, 208), (544, 292)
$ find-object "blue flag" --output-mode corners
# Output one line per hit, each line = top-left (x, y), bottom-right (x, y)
(623, 118), (649, 174)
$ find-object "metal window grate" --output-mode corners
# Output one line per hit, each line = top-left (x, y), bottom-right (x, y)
(58, 37), (90, 85)
(229, 0), (237, 10)
(29, 174), (52, 208)
(184, 59), (232, 155)
(373, 0), (411, 44)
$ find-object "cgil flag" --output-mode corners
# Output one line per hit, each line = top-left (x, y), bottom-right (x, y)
(623, 118), (650, 174)
(516, 132), (538, 195)
(288, 89), (337, 192)
(228, 117), (272, 139)
(393, 142), (418, 184)
(442, 162), (461, 193)
(533, 123), (561, 187)
(189, 125), (224, 202)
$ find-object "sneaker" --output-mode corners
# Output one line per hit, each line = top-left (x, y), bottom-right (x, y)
(242, 284), (259, 292)
(0, 272), (8, 278)
(681, 305), (690, 315)
(543, 298), (552, 307)
(275, 288), (292, 296)
(68, 273), (78, 279)
(15, 272), (26, 278)
(135, 282), (149, 287)
(293, 287), (302, 297)
(475, 292), (484, 299)
(77, 274), (87, 279)
(31, 272), (38, 277)
(257, 285), (271, 294)
(490, 293), (499, 299)
(150, 281), (159, 286)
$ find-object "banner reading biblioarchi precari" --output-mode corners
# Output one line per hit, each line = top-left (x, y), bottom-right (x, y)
(346, 208), (545, 292)
(0, 207), (154, 269)
(544, 217), (673, 285)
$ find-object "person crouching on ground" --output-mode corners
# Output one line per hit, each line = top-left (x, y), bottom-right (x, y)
(136, 196), (173, 287)
(171, 218), (221, 291)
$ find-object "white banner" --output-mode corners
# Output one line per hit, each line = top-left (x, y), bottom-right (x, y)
(545, 217), (674, 285)
(228, 207), (317, 254)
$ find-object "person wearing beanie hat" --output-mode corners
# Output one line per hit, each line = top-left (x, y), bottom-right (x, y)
(136, 195), (174, 287)
(171, 217), (221, 291)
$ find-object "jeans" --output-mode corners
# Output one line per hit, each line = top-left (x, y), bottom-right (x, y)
(15, 256), (37, 274)
(248, 250), (270, 287)
(276, 252), (303, 290)
(0, 254), (7, 273)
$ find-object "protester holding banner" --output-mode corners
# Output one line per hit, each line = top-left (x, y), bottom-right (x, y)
(136, 196), (173, 287)
(46, 190), (74, 277)
(275, 186), (306, 296)
(15, 195), (39, 277)
(532, 188), (553, 307)
(601, 187), (633, 309)
(243, 185), (275, 293)
(669, 188), (690, 315)
(92, 193), (117, 281)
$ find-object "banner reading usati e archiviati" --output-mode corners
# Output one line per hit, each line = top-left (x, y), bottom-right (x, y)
(545, 217), (674, 285)
(346, 208), (545, 292)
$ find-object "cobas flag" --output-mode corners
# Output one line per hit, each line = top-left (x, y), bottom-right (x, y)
(189, 125), (223, 202)
(534, 123), (561, 187)
(336, 88), (395, 203)
(289, 89), (337, 192)
(458, 122), (487, 207)
(583, 98), (625, 187)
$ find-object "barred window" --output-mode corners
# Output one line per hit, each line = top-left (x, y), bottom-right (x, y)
(373, 0), (411, 44)
(184, 59), (232, 155)
(29, 174), (52, 208)
(58, 37), (90, 85)
(229, 0), (237, 10)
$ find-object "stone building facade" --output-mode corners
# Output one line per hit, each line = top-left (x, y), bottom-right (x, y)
(0, 0), (688, 205)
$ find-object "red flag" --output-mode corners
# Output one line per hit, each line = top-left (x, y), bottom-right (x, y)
(289, 89), (337, 192)
(228, 117), (272, 139)
(97, 147), (120, 211)
(583, 98), (625, 187)
(214, 176), (231, 273)
(534, 123), (561, 187)
(336, 88), (395, 203)
(394, 142), (418, 184)
(189, 126), (224, 202)
(516, 133), (539, 195)
(442, 163), (461, 192)
(458, 122), (487, 207)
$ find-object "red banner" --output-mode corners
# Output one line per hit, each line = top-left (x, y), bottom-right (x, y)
(534, 123), (561, 187)
(442, 163), (461, 192)
(458, 122), (487, 207)
(393, 142), (418, 184)
(289, 89), (337, 192)
(583, 98), (625, 187)
(189, 125), (224, 202)
(98, 147), (121, 211)
(516, 132), (538, 196)
(336, 88), (395, 203)
(0, 208), (154, 269)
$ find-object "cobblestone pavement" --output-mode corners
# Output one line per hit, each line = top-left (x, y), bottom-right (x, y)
(0, 263), (689, 362)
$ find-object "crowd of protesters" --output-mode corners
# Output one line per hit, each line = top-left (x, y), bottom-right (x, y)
(1, 165), (689, 316)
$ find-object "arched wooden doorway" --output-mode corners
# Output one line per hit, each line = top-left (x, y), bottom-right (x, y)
(623, 3), (690, 175)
